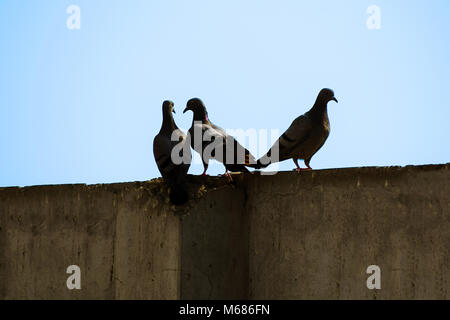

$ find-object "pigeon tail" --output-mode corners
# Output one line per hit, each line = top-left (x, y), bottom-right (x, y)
(225, 164), (251, 173)
(169, 184), (189, 205)
(245, 160), (269, 169)
(258, 160), (271, 169)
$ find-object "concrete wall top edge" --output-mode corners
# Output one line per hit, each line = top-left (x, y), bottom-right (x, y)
(1, 163), (448, 191)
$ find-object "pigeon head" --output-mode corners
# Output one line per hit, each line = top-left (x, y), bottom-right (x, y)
(184, 98), (209, 122)
(162, 100), (176, 114)
(317, 88), (338, 104)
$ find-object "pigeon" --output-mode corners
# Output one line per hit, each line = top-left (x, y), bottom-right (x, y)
(183, 98), (258, 178)
(256, 88), (338, 172)
(153, 100), (191, 205)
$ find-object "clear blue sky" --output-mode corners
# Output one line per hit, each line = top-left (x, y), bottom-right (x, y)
(1, 0), (449, 187)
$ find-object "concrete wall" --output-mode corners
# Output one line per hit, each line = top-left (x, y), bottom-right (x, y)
(245, 165), (450, 299)
(0, 164), (449, 299)
(0, 182), (180, 299)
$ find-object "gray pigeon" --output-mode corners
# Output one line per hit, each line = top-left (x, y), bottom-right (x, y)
(153, 100), (191, 204)
(183, 98), (258, 178)
(256, 88), (338, 171)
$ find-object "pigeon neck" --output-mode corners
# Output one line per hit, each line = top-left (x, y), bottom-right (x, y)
(161, 109), (177, 133)
(192, 110), (209, 124)
(309, 100), (328, 122)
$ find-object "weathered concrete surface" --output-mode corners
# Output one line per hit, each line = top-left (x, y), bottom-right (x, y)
(0, 182), (180, 299)
(180, 186), (248, 299)
(0, 164), (449, 299)
(246, 165), (450, 299)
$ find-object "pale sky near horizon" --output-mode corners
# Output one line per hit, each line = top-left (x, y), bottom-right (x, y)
(1, 1), (450, 187)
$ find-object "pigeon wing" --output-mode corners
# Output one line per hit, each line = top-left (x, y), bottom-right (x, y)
(264, 115), (313, 163)
(211, 123), (257, 166)
(154, 129), (190, 179)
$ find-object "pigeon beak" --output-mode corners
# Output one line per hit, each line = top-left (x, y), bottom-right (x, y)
(332, 97), (338, 103)
(183, 107), (189, 113)
(172, 108), (176, 114)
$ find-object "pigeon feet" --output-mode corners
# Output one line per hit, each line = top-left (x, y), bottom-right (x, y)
(221, 171), (233, 182)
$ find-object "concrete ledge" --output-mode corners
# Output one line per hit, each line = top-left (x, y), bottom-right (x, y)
(0, 164), (449, 299)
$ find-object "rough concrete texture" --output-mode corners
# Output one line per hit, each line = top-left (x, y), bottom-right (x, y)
(0, 164), (449, 299)
(0, 182), (180, 299)
(180, 186), (248, 299)
(245, 165), (450, 299)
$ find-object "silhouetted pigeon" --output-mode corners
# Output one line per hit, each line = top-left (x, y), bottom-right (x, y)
(154, 100), (191, 205)
(183, 98), (257, 178)
(257, 88), (338, 171)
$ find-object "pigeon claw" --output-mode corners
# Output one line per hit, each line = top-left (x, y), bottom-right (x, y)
(221, 171), (233, 182)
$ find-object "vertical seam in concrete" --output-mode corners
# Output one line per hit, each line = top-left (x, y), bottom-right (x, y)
(244, 176), (251, 299)
(110, 190), (118, 299)
(178, 215), (183, 299)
